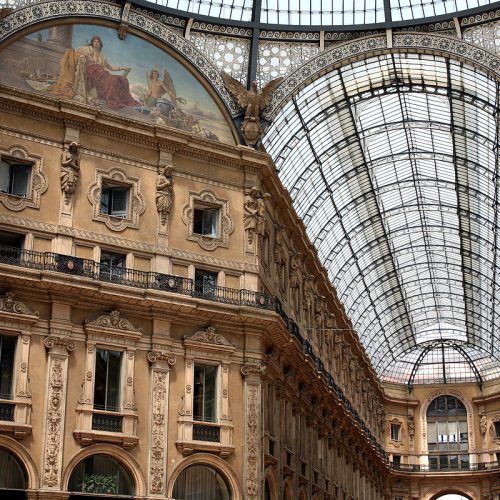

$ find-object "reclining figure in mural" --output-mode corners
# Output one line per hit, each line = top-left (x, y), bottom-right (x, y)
(51, 35), (140, 109)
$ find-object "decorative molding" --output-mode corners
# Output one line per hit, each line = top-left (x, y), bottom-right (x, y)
(0, 292), (39, 318)
(262, 33), (500, 120)
(0, 144), (48, 212)
(241, 358), (266, 377)
(85, 310), (141, 333)
(244, 381), (261, 500)
(42, 357), (66, 487)
(185, 326), (234, 347)
(149, 370), (168, 495)
(44, 336), (76, 353)
(148, 350), (176, 366)
(87, 167), (146, 232)
(181, 189), (234, 251)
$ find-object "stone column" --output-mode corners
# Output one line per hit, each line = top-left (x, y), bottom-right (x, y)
(147, 351), (176, 497)
(41, 336), (75, 491)
(241, 359), (265, 500)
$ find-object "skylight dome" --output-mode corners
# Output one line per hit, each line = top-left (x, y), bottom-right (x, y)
(263, 51), (500, 385)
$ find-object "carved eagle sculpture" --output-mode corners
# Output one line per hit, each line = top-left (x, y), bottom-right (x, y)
(221, 73), (283, 121)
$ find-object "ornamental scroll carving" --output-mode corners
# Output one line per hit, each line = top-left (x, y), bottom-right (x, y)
(43, 358), (64, 487)
(44, 336), (76, 352)
(85, 310), (142, 333)
(147, 351), (176, 365)
(0, 292), (39, 317)
(186, 326), (233, 347)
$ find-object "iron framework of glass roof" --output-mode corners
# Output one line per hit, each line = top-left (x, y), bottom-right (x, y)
(263, 52), (500, 385)
(136, 0), (497, 26)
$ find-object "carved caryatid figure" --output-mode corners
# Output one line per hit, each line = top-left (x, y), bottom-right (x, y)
(155, 166), (174, 224)
(289, 252), (303, 314)
(60, 142), (80, 202)
(221, 73), (283, 147)
(244, 186), (270, 245)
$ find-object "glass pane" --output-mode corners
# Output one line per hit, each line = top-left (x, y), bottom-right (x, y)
(193, 364), (217, 422)
(0, 335), (16, 399)
(0, 159), (10, 193)
(106, 350), (122, 411)
(100, 187), (110, 214)
(172, 465), (230, 500)
(94, 349), (122, 411)
(110, 188), (128, 216)
(10, 165), (30, 197)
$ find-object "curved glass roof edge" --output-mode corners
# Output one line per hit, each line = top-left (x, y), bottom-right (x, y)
(131, 0), (499, 31)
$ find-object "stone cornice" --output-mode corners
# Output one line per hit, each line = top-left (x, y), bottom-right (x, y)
(0, 85), (266, 172)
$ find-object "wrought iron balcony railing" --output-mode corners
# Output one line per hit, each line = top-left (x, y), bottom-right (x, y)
(390, 460), (500, 473)
(192, 423), (221, 442)
(0, 246), (275, 311)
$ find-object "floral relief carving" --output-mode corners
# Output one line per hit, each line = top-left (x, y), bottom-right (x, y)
(181, 189), (234, 251)
(0, 145), (47, 212)
(149, 371), (167, 494)
(87, 167), (145, 232)
(246, 384), (260, 499)
(43, 358), (65, 487)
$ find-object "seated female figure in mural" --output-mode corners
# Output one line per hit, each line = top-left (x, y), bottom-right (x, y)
(51, 36), (140, 109)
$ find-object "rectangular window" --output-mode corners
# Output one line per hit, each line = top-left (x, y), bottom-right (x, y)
(194, 269), (217, 298)
(0, 335), (16, 400)
(392, 455), (401, 467)
(100, 251), (125, 282)
(94, 349), (122, 412)
(100, 184), (129, 217)
(0, 231), (24, 264)
(193, 364), (217, 423)
(495, 421), (500, 438)
(0, 157), (31, 197)
(193, 206), (219, 237)
(390, 423), (401, 441)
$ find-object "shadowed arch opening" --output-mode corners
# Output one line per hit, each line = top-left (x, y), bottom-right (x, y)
(0, 447), (27, 500)
(431, 493), (473, 500)
(68, 454), (134, 498)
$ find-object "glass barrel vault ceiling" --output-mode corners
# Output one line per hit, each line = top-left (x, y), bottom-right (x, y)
(144, 0), (496, 25)
(263, 53), (500, 385)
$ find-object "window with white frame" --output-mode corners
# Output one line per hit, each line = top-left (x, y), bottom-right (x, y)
(391, 423), (401, 442)
(99, 251), (126, 282)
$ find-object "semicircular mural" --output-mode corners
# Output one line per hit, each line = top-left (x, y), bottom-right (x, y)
(0, 23), (235, 144)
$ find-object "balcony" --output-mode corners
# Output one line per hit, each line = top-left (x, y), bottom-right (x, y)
(390, 460), (500, 473)
(0, 245), (275, 310)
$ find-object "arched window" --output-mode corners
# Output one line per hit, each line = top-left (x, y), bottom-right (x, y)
(172, 465), (231, 500)
(68, 454), (134, 497)
(426, 395), (469, 471)
(0, 448), (26, 498)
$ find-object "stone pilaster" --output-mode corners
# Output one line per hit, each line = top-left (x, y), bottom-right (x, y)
(241, 359), (265, 500)
(41, 336), (75, 490)
(147, 351), (176, 497)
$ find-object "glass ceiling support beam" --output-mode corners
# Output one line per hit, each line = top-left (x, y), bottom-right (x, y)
(455, 344), (484, 389)
(446, 59), (473, 349)
(290, 93), (397, 367)
(337, 70), (416, 371)
(490, 80), (500, 357)
(407, 344), (432, 389)
(247, 0), (261, 86)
